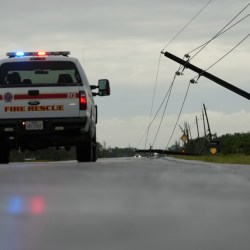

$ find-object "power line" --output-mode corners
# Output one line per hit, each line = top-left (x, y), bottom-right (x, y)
(143, 74), (176, 148)
(187, 13), (250, 56)
(144, 57), (187, 149)
(165, 4), (250, 146)
(190, 33), (250, 83)
(152, 74), (176, 147)
(143, 0), (214, 149)
(144, 52), (162, 149)
(140, 1), (248, 149)
(166, 82), (191, 149)
(187, 2), (250, 60)
(163, 32), (250, 148)
(206, 33), (249, 70)
(162, 0), (214, 51)
(136, 76), (173, 149)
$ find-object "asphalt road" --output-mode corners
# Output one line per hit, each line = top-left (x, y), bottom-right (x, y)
(0, 157), (250, 250)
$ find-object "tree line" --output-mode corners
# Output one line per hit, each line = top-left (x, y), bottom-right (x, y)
(219, 132), (250, 154)
(9, 142), (135, 162)
(9, 132), (250, 162)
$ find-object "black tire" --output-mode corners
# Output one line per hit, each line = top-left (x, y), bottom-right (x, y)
(92, 133), (97, 162)
(76, 130), (96, 162)
(0, 145), (10, 164)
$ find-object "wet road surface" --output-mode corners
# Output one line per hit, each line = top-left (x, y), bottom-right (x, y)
(0, 157), (250, 250)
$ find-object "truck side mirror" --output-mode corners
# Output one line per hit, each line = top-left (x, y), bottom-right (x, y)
(98, 79), (110, 96)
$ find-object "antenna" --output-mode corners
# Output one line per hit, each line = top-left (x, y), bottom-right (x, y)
(82, 48), (86, 70)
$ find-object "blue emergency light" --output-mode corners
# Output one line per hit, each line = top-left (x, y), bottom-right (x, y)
(15, 51), (25, 57)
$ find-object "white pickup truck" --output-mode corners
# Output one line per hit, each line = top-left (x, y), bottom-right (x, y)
(0, 51), (110, 163)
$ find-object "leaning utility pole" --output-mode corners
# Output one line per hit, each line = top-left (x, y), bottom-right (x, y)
(162, 51), (250, 100)
(202, 110), (207, 138)
(187, 123), (192, 141)
(195, 116), (200, 139)
(203, 103), (212, 142)
(179, 125), (185, 134)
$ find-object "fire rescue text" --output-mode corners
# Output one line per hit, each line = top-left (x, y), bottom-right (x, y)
(4, 105), (64, 112)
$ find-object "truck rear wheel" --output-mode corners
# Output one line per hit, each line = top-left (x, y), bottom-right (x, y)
(0, 144), (10, 164)
(76, 131), (96, 162)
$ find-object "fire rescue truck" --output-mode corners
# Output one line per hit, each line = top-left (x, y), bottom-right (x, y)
(0, 51), (110, 163)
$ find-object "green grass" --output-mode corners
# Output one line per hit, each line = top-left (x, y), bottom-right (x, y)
(174, 154), (250, 165)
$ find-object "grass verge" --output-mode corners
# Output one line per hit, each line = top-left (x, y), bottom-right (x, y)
(174, 154), (250, 165)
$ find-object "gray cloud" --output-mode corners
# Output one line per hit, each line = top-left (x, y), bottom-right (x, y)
(0, 0), (249, 147)
(1, 0), (248, 45)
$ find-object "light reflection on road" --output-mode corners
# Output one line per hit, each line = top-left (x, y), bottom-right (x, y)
(7, 195), (45, 215)
(1, 195), (46, 250)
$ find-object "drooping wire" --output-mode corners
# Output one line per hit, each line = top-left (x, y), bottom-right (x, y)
(206, 33), (249, 71)
(144, 52), (162, 149)
(162, 0), (214, 51)
(191, 33), (250, 83)
(188, 13), (250, 56)
(143, 54), (192, 148)
(166, 81), (191, 149)
(163, 3), (250, 149)
(141, 0), (213, 149)
(136, 77), (173, 148)
(151, 60), (190, 148)
(152, 74), (176, 147)
(143, 74), (177, 148)
(168, 34), (250, 149)
(187, 2), (250, 60)
(142, 58), (188, 149)
(167, 34), (250, 148)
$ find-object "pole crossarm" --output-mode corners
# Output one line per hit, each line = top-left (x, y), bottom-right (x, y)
(162, 51), (250, 100)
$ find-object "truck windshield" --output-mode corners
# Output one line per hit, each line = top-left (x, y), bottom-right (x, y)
(0, 61), (82, 86)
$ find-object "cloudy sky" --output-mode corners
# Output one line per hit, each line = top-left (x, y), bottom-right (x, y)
(0, 0), (249, 149)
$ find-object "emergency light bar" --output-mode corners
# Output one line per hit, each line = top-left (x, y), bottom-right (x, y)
(6, 51), (70, 58)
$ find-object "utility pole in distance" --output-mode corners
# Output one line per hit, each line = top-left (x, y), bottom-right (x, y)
(202, 110), (207, 138)
(196, 116), (200, 139)
(203, 103), (212, 142)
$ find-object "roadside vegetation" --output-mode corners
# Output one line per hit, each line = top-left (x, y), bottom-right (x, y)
(173, 132), (250, 165)
(174, 154), (250, 165)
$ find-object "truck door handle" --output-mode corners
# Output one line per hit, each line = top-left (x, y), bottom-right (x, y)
(28, 90), (39, 96)
(28, 100), (40, 106)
